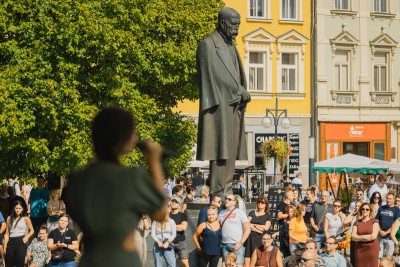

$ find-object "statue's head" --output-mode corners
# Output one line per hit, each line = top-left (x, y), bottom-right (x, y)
(217, 7), (241, 41)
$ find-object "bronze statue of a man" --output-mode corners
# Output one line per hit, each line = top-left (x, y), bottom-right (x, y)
(196, 7), (251, 196)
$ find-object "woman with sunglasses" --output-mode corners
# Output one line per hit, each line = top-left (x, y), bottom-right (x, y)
(369, 191), (382, 218)
(193, 207), (221, 267)
(351, 203), (379, 267)
(249, 232), (282, 267)
(324, 200), (346, 241)
(4, 200), (35, 267)
(244, 197), (271, 267)
(344, 200), (363, 266)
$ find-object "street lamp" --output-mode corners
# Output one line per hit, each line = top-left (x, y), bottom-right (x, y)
(261, 97), (291, 184)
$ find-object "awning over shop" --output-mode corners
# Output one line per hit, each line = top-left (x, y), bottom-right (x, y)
(312, 153), (396, 174)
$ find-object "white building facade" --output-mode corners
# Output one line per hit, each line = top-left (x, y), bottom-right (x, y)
(316, 0), (400, 166)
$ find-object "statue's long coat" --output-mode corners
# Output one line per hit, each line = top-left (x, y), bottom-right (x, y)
(196, 30), (248, 161)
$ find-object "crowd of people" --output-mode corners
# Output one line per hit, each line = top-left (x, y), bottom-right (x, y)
(1, 172), (400, 267)
(0, 176), (81, 267)
(142, 172), (400, 267)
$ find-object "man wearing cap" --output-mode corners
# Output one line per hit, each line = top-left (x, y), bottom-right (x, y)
(169, 194), (189, 267)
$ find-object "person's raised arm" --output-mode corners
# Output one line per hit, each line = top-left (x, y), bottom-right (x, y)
(344, 211), (356, 225)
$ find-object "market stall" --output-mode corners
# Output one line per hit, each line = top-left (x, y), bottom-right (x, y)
(312, 153), (400, 204)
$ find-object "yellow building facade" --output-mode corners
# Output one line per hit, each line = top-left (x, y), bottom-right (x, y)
(177, 0), (312, 184)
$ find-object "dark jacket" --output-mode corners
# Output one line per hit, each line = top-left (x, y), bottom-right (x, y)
(196, 30), (248, 161)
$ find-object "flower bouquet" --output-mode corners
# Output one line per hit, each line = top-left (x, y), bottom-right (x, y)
(260, 138), (292, 172)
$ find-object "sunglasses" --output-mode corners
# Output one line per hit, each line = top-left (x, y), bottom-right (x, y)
(257, 201), (266, 204)
(262, 238), (272, 241)
(374, 197), (381, 199)
(213, 200), (222, 203)
(301, 258), (312, 262)
(333, 205), (341, 208)
(171, 200), (179, 204)
(226, 198), (234, 202)
(356, 194), (363, 196)
(361, 208), (370, 211)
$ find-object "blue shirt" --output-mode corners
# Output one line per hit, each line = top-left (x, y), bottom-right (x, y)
(0, 212), (4, 223)
(197, 206), (222, 226)
(377, 205), (400, 239)
(320, 252), (346, 267)
(29, 188), (50, 218)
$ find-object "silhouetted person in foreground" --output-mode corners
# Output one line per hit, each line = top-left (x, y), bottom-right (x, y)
(62, 107), (167, 267)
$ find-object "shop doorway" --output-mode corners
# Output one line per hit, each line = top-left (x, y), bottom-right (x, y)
(343, 142), (369, 157)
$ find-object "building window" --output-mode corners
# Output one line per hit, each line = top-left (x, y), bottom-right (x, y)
(281, 0), (299, 20)
(248, 52), (266, 91)
(374, 53), (388, 92)
(249, 0), (267, 19)
(281, 53), (297, 92)
(334, 51), (350, 91)
(335, 0), (349, 10)
(374, 0), (387, 13)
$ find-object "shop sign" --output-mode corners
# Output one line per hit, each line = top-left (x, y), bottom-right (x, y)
(255, 133), (300, 178)
(325, 123), (386, 140)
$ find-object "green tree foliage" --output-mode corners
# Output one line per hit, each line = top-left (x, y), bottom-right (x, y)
(0, 0), (224, 178)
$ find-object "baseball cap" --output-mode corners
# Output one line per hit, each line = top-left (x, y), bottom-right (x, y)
(170, 194), (183, 206)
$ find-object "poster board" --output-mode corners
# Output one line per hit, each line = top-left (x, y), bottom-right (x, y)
(267, 186), (286, 233)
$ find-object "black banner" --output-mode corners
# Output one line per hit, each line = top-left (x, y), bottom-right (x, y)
(288, 133), (300, 179)
(267, 187), (286, 232)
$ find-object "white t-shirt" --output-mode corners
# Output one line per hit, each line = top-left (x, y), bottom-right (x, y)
(218, 208), (248, 243)
(291, 177), (303, 185)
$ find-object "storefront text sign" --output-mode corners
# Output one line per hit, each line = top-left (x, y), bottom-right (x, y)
(255, 133), (300, 178)
(325, 123), (386, 140)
